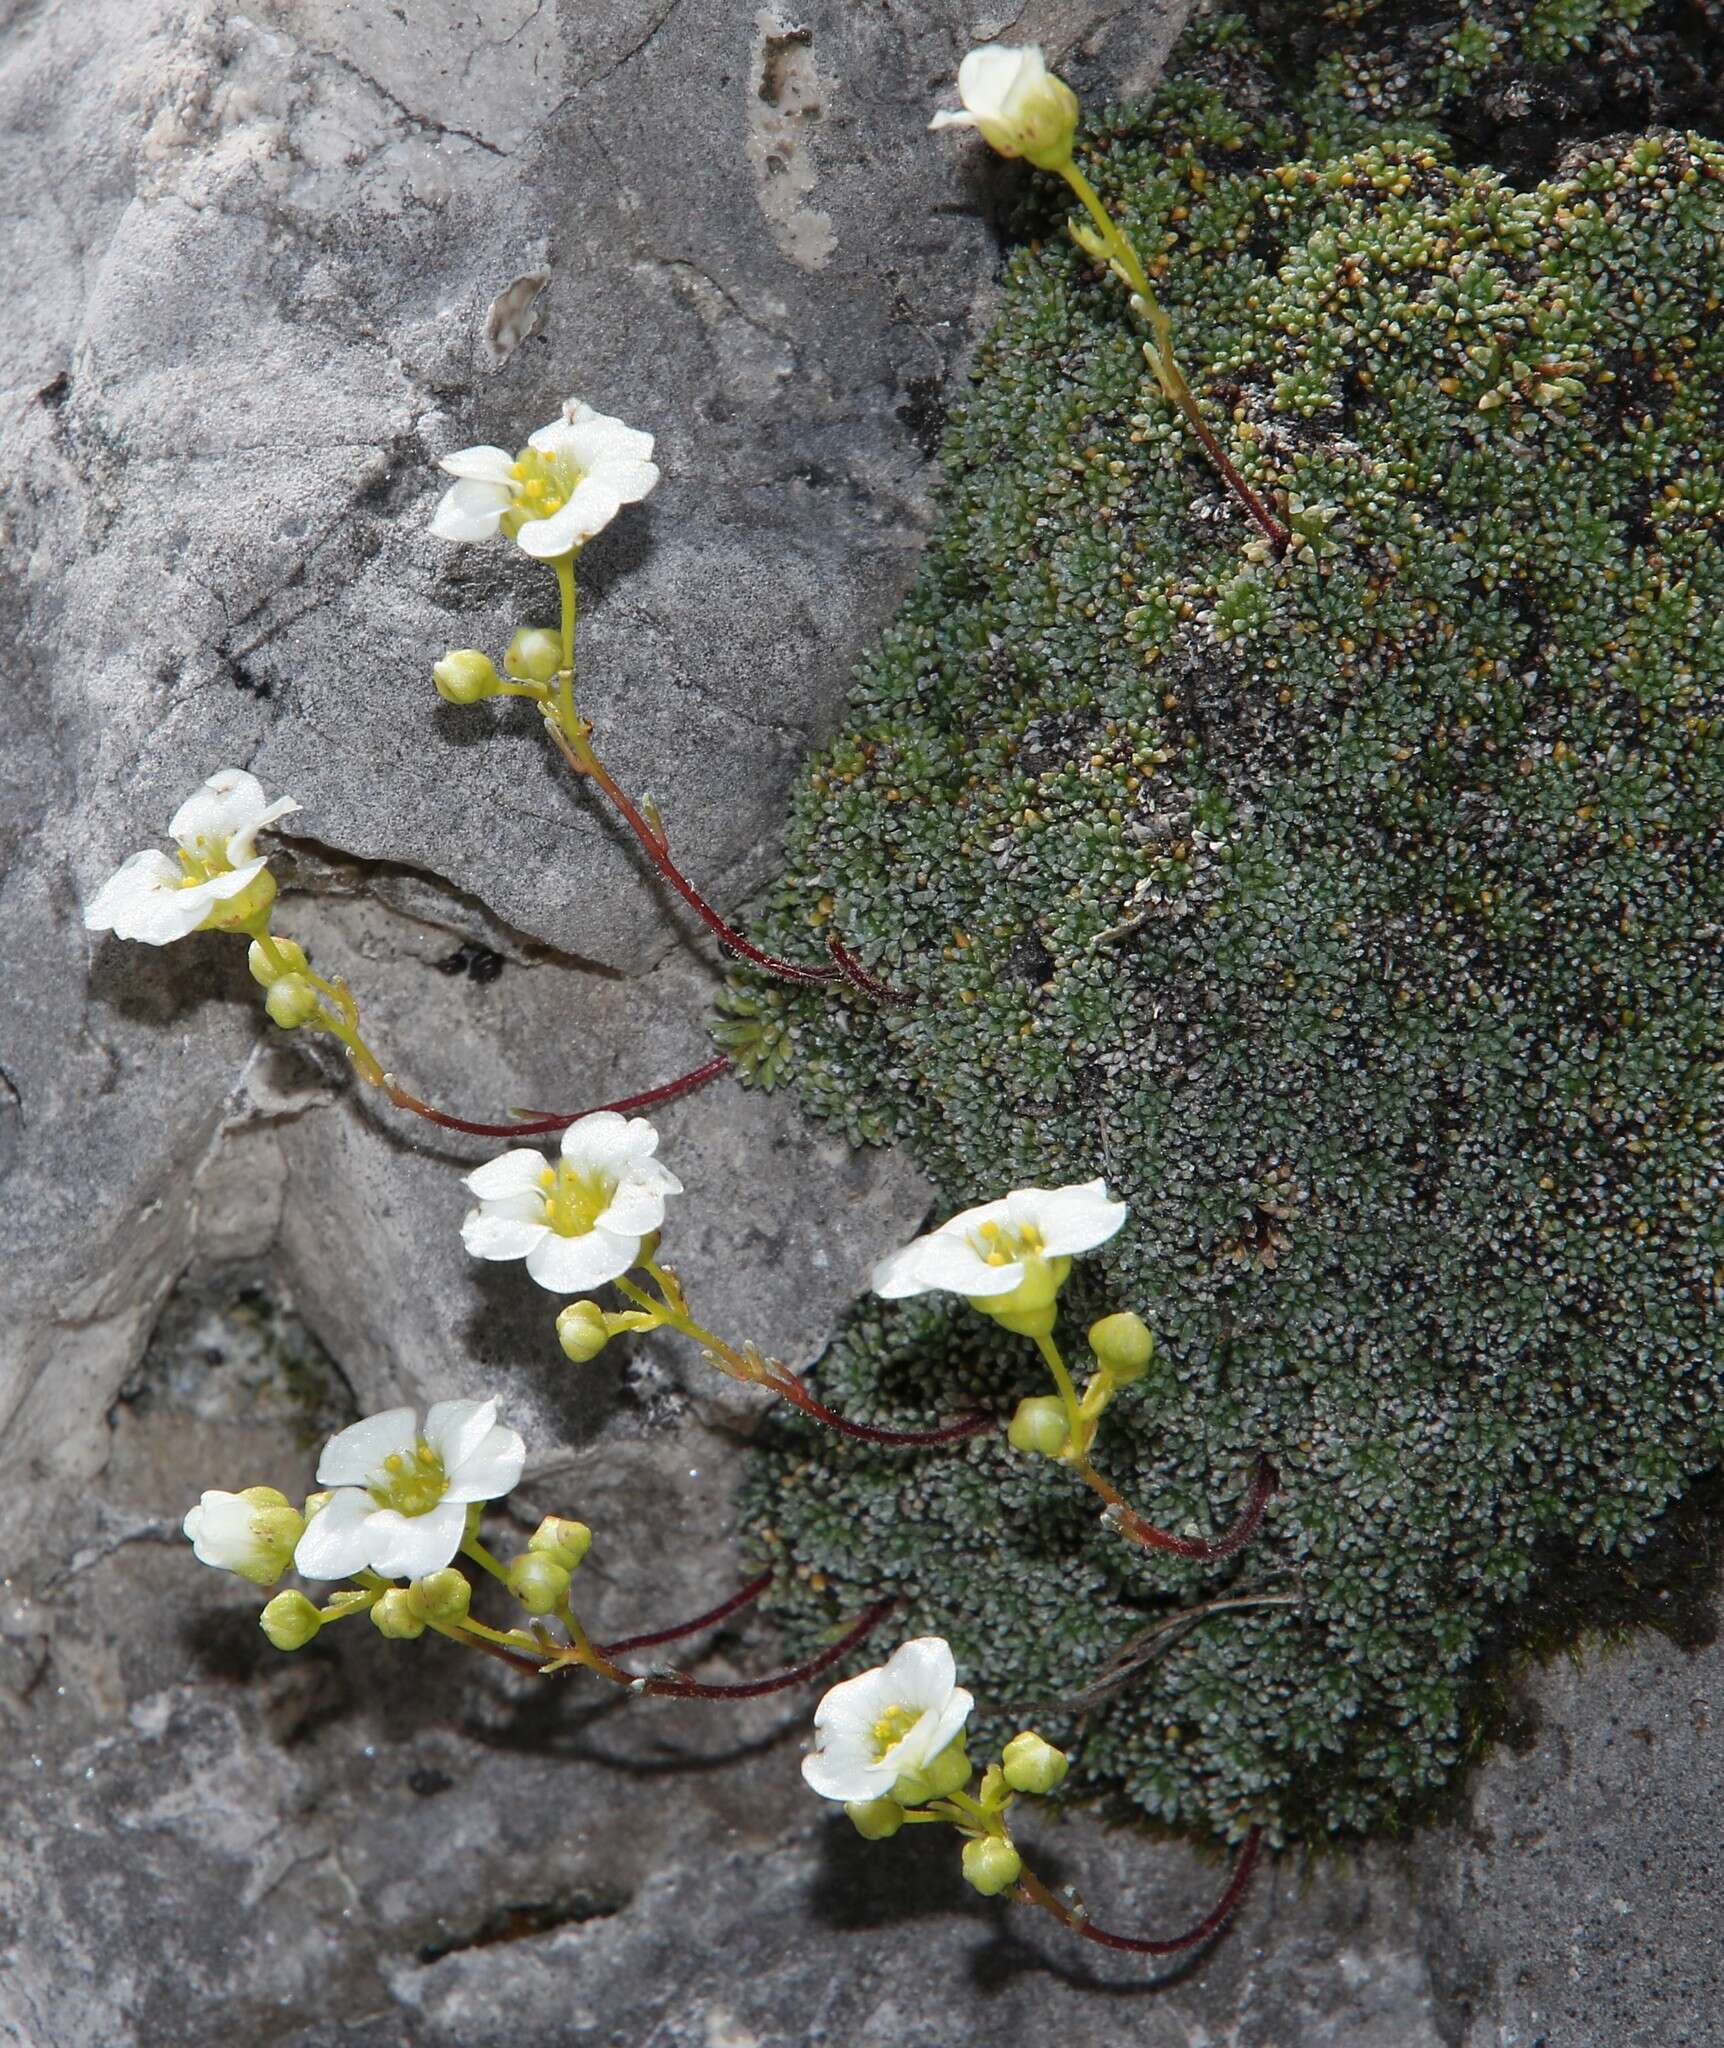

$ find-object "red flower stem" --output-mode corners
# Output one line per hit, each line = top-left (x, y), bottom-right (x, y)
(377, 1051), (731, 1140)
(1014, 1825), (1264, 1958)
(541, 712), (843, 988)
(766, 1366), (995, 1448)
(624, 1596), (900, 1700)
(825, 934), (920, 1007)
(598, 1568), (774, 1657)
(1079, 1454), (1279, 1562)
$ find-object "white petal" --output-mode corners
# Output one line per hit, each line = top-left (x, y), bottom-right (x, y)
(431, 477), (514, 542)
(315, 1407), (417, 1487)
(423, 1397), (499, 1474)
(561, 409), (655, 467)
(83, 850), (208, 944)
(441, 1424), (526, 1504)
(225, 794), (301, 864)
(872, 1230), (1005, 1299)
(558, 1111), (655, 1174)
(801, 1743), (896, 1803)
(169, 769), (269, 854)
(292, 1488), (380, 1579)
(464, 1148), (553, 1201)
(880, 1636), (958, 1713)
(183, 1491), (255, 1572)
(462, 1209), (550, 1262)
(928, 107), (980, 133)
(1007, 1179), (1129, 1257)
(921, 1687), (974, 1759)
(524, 1226), (639, 1293)
(593, 1176), (671, 1236)
(525, 419), (584, 463)
(957, 44), (1039, 119)
(589, 456), (658, 507)
(438, 444), (516, 482)
(363, 1501), (468, 1580)
(811, 1660), (900, 1737)
(516, 498), (599, 558)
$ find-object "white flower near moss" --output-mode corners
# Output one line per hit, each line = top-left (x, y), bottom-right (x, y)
(929, 45), (1079, 169)
(83, 769), (300, 945)
(461, 1110), (682, 1294)
(431, 398), (659, 560)
(183, 1486), (305, 1586)
(801, 1637), (974, 1804)
(873, 1179), (1127, 1301)
(292, 1398), (525, 1582)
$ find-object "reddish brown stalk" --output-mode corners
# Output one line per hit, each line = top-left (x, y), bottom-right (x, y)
(379, 1052), (731, 1139)
(1086, 1454), (1279, 1563)
(767, 1368), (995, 1448)
(543, 716), (844, 989)
(825, 934), (920, 1007)
(1170, 390), (1289, 552)
(625, 1595), (899, 1700)
(598, 1568), (774, 1657)
(1014, 1825), (1264, 1958)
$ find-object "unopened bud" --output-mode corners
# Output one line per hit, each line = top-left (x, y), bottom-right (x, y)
(409, 1569), (472, 1626)
(845, 1796), (905, 1840)
(199, 867), (277, 933)
(507, 1551), (571, 1615)
(264, 974), (322, 1030)
(1007, 1395), (1069, 1459)
(1001, 1730), (1069, 1795)
(433, 649), (502, 704)
(371, 1589), (426, 1640)
(1089, 1311), (1154, 1385)
(556, 1300), (611, 1363)
(504, 627), (563, 685)
(930, 46), (1079, 172)
(529, 1517), (593, 1570)
(247, 936), (309, 987)
(960, 1833), (1023, 1897)
(259, 1590), (323, 1652)
(892, 1738), (971, 1807)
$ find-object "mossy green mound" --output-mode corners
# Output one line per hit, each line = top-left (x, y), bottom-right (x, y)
(729, 13), (1724, 1841)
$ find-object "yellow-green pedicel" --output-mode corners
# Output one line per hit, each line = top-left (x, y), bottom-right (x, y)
(735, 9), (1724, 1841)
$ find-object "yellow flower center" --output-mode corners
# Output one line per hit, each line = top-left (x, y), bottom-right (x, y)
(540, 1161), (618, 1238)
(501, 445), (586, 536)
(870, 1704), (920, 1757)
(972, 1217), (1044, 1268)
(370, 1440), (448, 1517)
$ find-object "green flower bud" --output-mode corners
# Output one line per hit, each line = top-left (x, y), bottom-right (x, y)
(264, 974), (322, 1030)
(505, 627), (563, 685)
(247, 936), (309, 987)
(556, 1300), (612, 1363)
(507, 1551), (571, 1615)
(370, 1589), (426, 1640)
(960, 1833), (1023, 1898)
(968, 1253), (1071, 1339)
(259, 1590), (323, 1652)
(433, 649), (502, 705)
(1001, 1730), (1069, 1796)
(891, 1737), (971, 1807)
(199, 867), (277, 933)
(844, 1796), (906, 1840)
(1089, 1311), (1154, 1385)
(1007, 1394), (1070, 1459)
(529, 1516), (593, 1570)
(408, 1569), (472, 1626)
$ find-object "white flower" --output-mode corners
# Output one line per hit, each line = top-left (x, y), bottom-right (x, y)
(801, 1637), (974, 1803)
(183, 1486), (304, 1587)
(83, 768), (301, 946)
(460, 1110), (682, 1294)
(872, 1178), (1128, 1301)
(292, 1398), (526, 1582)
(929, 45), (1079, 168)
(430, 397), (659, 560)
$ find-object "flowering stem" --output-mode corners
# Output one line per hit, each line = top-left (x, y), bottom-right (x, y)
(377, 1051), (732, 1139)
(597, 1567), (774, 1656)
(1012, 1825), (1264, 1958)
(1085, 1451), (1280, 1563)
(1057, 159), (1288, 551)
(616, 1594), (899, 1700)
(1033, 1331), (1090, 1454)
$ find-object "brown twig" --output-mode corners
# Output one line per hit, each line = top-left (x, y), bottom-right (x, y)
(598, 1568), (774, 1657)
(1081, 1454), (1280, 1562)
(1014, 1825), (1264, 1958)
(377, 1051), (731, 1139)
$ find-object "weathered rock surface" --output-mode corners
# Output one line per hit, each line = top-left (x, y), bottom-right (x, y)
(1, 1), (1717, 2043)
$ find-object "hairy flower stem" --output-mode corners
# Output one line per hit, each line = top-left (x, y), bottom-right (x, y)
(1058, 159), (1288, 551)
(615, 1265), (991, 1449)
(379, 1052), (733, 1139)
(1013, 1824), (1264, 1958)
(598, 1567), (774, 1656)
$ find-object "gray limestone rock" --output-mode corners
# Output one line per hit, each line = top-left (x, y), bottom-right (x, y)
(2, 2), (1718, 2044)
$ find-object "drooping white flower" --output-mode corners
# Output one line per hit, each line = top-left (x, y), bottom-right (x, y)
(183, 1486), (305, 1587)
(292, 1398), (526, 1582)
(802, 1637), (975, 1803)
(83, 768), (301, 946)
(929, 45), (1079, 169)
(872, 1179), (1128, 1302)
(431, 398), (659, 560)
(460, 1110), (682, 1294)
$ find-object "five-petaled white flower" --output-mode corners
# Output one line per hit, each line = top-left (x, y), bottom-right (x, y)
(292, 1398), (526, 1582)
(872, 1178), (1128, 1304)
(83, 768), (301, 945)
(183, 1486), (304, 1587)
(929, 45), (1079, 169)
(431, 398), (659, 560)
(461, 1110), (682, 1294)
(801, 1637), (975, 1803)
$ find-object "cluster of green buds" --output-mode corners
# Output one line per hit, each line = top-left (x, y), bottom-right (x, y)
(432, 627), (565, 707)
(1007, 1310), (1155, 1462)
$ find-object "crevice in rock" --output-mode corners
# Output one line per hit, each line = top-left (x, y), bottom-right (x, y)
(416, 1890), (631, 1964)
